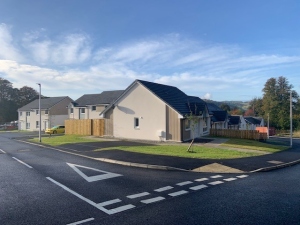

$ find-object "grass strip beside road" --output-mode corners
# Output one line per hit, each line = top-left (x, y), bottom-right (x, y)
(30, 135), (288, 159)
(31, 135), (104, 146)
(221, 139), (288, 153)
(94, 145), (259, 159)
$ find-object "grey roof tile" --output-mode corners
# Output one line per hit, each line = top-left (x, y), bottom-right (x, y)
(18, 96), (71, 111)
(74, 90), (124, 106)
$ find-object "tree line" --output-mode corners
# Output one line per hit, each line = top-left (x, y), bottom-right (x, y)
(0, 78), (41, 124)
(220, 76), (299, 130)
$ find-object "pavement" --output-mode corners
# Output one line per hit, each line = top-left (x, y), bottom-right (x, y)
(17, 135), (300, 173)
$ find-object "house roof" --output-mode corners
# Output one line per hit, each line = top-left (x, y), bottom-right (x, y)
(206, 102), (223, 114)
(18, 96), (71, 111)
(138, 80), (207, 116)
(228, 115), (240, 125)
(101, 79), (207, 117)
(244, 116), (262, 125)
(74, 90), (124, 107)
(211, 110), (228, 122)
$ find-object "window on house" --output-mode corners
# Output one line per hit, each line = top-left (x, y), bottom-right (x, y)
(26, 112), (30, 116)
(70, 108), (73, 114)
(45, 110), (49, 115)
(26, 123), (30, 129)
(20, 112), (22, 116)
(81, 108), (85, 114)
(134, 117), (139, 129)
(185, 119), (190, 130)
(36, 110), (39, 115)
(36, 121), (39, 128)
(92, 106), (96, 111)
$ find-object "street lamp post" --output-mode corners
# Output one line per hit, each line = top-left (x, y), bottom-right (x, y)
(290, 91), (293, 147)
(37, 83), (41, 142)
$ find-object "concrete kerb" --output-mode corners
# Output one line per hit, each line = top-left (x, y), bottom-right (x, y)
(15, 139), (190, 172)
(250, 158), (300, 173)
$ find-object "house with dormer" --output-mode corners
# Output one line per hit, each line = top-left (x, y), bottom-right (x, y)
(100, 80), (210, 142)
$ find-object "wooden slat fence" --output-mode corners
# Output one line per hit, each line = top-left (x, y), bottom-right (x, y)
(65, 119), (105, 136)
(210, 129), (267, 140)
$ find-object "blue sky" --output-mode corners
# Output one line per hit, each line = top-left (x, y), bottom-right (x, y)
(0, 0), (300, 101)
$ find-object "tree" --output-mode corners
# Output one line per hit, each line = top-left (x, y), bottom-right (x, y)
(220, 103), (231, 112)
(262, 76), (299, 130)
(185, 103), (201, 152)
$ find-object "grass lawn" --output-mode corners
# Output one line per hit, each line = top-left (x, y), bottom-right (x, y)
(94, 145), (260, 159)
(31, 135), (104, 146)
(30, 135), (289, 159)
(221, 139), (289, 152)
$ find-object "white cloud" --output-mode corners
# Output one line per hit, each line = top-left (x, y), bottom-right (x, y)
(0, 24), (22, 61)
(1, 24), (300, 100)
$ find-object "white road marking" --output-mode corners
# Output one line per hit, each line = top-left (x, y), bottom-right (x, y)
(210, 175), (223, 179)
(67, 218), (95, 225)
(190, 184), (208, 190)
(224, 178), (237, 182)
(154, 186), (174, 192)
(0, 149), (6, 154)
(127, 192), (150, 199)
(168, 190), (189, 197)
(237, 175), (249, 178)
(141, 196), (165, 204)
(46, 177), (135, 215)
(176, 181), (193, 186)
(195, 178), (208, 182)
(12, 157), (32, 168)
(67, 163), (122, 182)
(208, 181), (224, 185)
(97, 199), (121, 207)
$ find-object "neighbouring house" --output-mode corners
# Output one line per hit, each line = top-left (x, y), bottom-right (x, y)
(100, 79), (210, 142)
(18, 96), (73, 131)
(244, 116), (265, 130)
(228, 115), (241, 129)
(206, 103), (228, 129)
(67, 90), (124, 119)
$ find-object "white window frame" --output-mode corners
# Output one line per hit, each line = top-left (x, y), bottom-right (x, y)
(45, 110), (49, 115)
(19, 112), (22, 116)
(70, 108), (74, 114)
(36, 121), (39, 128)
(26, 111), (30, 116)
(91, 106), (96, 111)
(26, 123), (30, 129)
(81, 108), (85, 114)
(36, 110), (39, 115)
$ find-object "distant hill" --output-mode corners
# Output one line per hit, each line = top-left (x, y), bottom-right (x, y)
(204, 99), (249, 111)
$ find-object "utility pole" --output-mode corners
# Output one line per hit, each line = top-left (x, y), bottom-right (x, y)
(267, 113), (269, 139)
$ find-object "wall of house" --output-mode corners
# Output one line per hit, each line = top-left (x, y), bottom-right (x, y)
(113, 82), (166, 141)
(166, 105), (181, 141)
(51, 97), (72, 115)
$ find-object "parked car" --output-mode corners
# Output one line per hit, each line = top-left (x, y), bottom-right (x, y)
(45, 125), (65, 134)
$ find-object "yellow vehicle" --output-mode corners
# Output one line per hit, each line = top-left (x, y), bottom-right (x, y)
(45, 125), (65, 134)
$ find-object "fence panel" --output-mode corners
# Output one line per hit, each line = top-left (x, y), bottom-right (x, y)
(210, 129), (267, 140)
(65, 119), (105, 136)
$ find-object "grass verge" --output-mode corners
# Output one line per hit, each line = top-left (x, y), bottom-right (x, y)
(221, 139), (289, 152)
(31, 135), (104, 146)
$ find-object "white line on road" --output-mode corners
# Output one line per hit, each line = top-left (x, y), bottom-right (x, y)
(67, 218), (95, 225)
(223, 178), (237, 182)
(237, 175), (249, 178)
(12, 157), (32, 168)
(154, 186), (174, 192)
(0, 149), (6, 154)
(141, 196), (165, 204)
(127, 192), (150, 199)
(176, 181), (193, 186)
(210, 175), (223, 179)
(195, 178), (208, 182)
(168, 190), (189, 197)
(208, 181), (224, 185)
(189, 184), (208, 191)
(46, 177), (135, 215)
